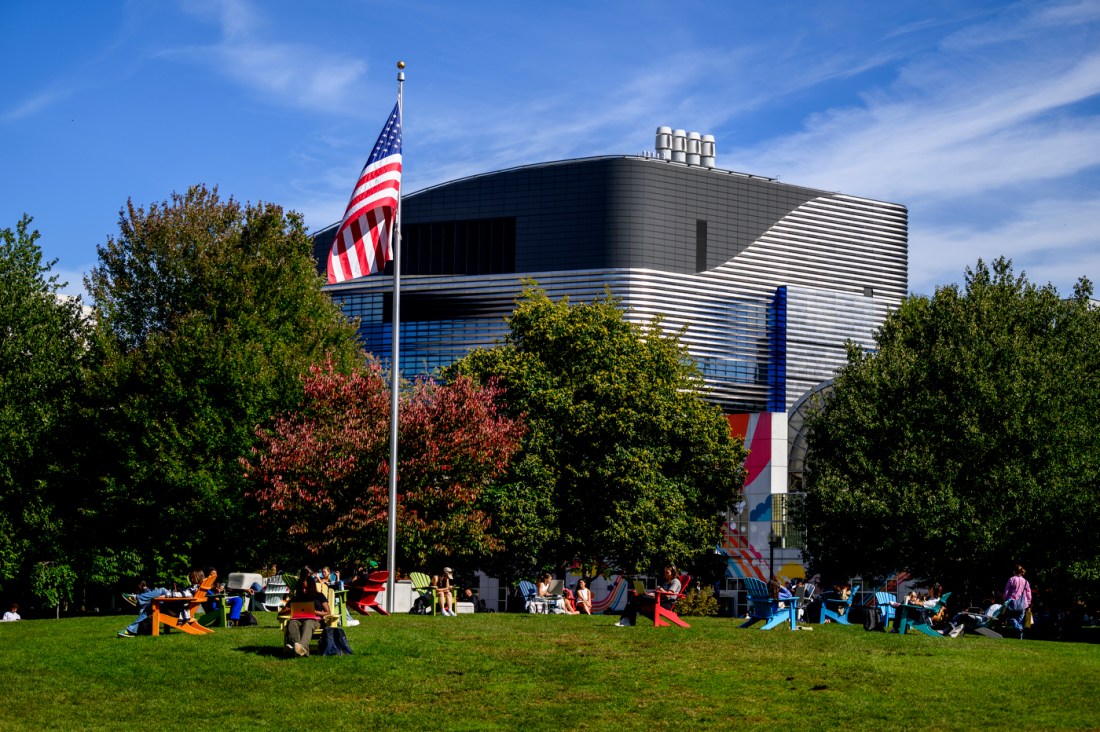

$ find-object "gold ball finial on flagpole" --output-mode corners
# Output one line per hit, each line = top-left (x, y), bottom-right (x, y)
(397, 60), (405, 69)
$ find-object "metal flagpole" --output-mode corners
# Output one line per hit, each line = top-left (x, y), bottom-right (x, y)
(385, 61), (405, 613)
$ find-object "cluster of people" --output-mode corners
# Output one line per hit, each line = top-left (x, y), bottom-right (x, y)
(116, 567), (222, 637)
(523, 573), (594, 615)
(941, 564), (1033, 639)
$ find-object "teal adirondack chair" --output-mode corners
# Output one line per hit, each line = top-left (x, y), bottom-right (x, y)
(896, 591), (952, 637)
(820, 585), (860, 625)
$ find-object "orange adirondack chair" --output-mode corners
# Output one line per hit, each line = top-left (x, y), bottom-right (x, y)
(151, 571), (217, 636)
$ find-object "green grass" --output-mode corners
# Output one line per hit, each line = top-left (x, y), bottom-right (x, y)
(1, 612), (1098, 730)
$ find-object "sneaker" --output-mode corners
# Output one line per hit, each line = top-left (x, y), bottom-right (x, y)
(117, 630), (137, 638)
(949, 624), (965, 638)
(294, 643), (308, 657)
(285, 643), (294, 653)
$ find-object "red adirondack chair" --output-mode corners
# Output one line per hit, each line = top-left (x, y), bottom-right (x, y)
(350, 570), (390, 616)
(651, 573), (692, 628)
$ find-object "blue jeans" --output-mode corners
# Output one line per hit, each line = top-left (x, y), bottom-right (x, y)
(126, 588), (169, 634)
(1004, 598), (1026, 634)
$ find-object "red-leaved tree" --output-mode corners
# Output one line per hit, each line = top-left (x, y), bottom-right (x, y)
(242, 357), (525, 567)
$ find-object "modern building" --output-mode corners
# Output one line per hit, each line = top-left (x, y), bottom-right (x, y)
(314, 127), (908, 585)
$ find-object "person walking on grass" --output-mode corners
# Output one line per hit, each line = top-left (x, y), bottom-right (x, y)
(1004, 564), (1032, 639)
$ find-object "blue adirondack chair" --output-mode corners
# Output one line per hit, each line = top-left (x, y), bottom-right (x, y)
(517, 580), (549, 614)
(819, 584), (860, 625)
(739, 577), (797, 630)
(896, 592), (951, 637)
(875, 591), (897, 627)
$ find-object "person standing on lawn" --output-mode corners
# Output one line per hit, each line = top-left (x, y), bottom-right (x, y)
(1004, 564), (1032, 639)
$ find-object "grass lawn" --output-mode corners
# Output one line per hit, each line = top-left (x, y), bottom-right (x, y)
(1, 611), (1097, 730)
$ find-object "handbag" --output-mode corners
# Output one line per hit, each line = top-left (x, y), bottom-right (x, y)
(1024, 607), (1033, 628)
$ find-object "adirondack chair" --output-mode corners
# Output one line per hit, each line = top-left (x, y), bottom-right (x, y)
(409, 572), (441, 615)
(259, 573), (289, 612)
(278, 585), (341, 636)
(350, 570), (390, 616)
(518, 580), (549, 613)
(875, 591), (898, 627)
(896, 592), (952, 637)
(151, 572), (218, 636)
(793, 583), (816, 621)
(819, 584), (860, 625)
(650, 573), (691, 628)
(954, 603), (1005, 639)
(739, 576), (797, 630)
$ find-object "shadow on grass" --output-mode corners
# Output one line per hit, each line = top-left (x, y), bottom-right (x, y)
(233, 645), (294, 658)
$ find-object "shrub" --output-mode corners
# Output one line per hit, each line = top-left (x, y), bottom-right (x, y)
(675, 586), (719, 617)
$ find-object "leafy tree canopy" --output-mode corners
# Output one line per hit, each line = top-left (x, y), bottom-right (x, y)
(801, 258), (1099, 604)
(80, 185), (362, 583)
(243, 359), (525, 569)
(446, 283), (747, 579)
(0, 216), (89, 597)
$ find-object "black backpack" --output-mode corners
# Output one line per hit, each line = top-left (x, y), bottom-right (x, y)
(238, 611), (258, 626)
(863, 609), (882, 631)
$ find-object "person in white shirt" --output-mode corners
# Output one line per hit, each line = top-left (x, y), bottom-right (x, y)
(2, 602), (21, 621)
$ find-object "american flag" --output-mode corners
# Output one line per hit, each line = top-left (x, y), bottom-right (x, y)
(327, 103), (403, 283)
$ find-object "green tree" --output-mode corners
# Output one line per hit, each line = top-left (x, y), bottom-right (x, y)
(0, 215), (88, 603)
(447, 283), (747, 579)
(80, 185), (362, 584)
(801, 258), (1100, 604)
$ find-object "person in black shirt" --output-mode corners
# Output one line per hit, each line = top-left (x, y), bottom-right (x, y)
(283, 568), (331, 657)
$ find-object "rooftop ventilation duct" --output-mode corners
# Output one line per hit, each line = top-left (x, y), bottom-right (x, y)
(655, 126), (672, 160)
(686, 131), (701, 165)
(701, 134), (715, 168)
(672, 129), (687, 163)
(656, 127), (716, 167)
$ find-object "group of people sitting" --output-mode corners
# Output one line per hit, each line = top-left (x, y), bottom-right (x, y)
(117, 566), (255, 637)
(527, 572), (593, 615)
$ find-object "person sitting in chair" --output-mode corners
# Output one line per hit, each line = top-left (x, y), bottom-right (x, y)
(437, 568), (456, 617)
(117, 579), (170, 637)
(615, 565), (681, 627)
(283, 568), (331, 657)
(945, 598), (1003, 637)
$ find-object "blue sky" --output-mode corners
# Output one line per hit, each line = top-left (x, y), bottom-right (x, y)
(2, 0), (1098, 298)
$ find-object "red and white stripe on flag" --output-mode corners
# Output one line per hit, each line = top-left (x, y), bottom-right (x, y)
(328, 104), (402, 284)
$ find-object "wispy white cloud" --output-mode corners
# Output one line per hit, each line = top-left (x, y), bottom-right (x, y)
(169, 0), (370, 113)
(910, 196), (1100, 295)
(2, 86), (74, 122)
(721, 1), (1100, 293)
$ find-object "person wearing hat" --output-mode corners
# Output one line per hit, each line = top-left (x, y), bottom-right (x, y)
(438, 567), (456, 617)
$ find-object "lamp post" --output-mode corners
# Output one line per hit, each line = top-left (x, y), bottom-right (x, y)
(768, 530), (779, 579)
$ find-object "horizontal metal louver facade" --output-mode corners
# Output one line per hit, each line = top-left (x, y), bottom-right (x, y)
(320, 155), (907, 414)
